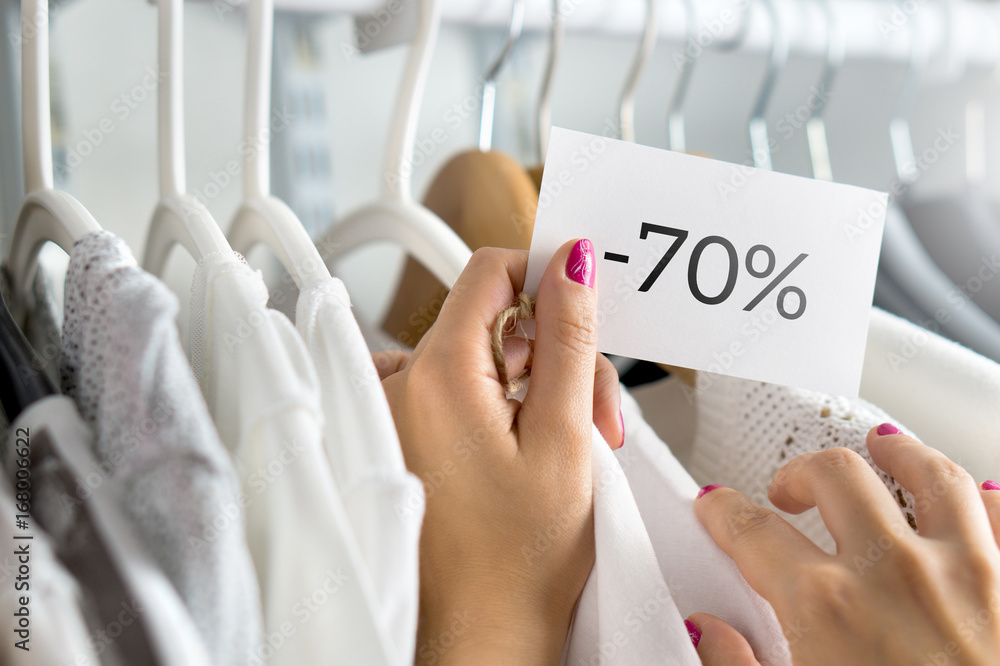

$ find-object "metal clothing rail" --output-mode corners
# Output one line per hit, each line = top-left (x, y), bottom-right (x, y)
(278, 0), (1000, 71)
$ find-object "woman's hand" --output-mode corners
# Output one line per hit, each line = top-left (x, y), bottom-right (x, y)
(375, 240), (623, 665)
(689, 425), (1000, 665)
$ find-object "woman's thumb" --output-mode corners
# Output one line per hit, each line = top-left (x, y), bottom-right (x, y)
(685, 613), (762, 666)
(520, 238), (599, 449)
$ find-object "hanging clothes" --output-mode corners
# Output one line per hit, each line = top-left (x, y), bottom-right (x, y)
(59, 231), (264, 665)
(8, 231), (262, 664)
(0, 471), (99, 666)
(295, 277), (424, 661)
(187, 251), (398, 665)
(2, 394), (212, 666)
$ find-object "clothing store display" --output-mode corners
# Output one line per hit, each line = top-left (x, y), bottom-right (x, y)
(0, 469), (98, 666)
(188, 251), (397, 665)
(862, 307), (1000, 481)
(54, 231), (262, 665)
(4, 2), (1000, 662)
(2, 395), (211, 666)
(295, 277), (424, 661)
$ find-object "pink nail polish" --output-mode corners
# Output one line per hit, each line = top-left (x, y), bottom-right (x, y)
(684, 619), (701, 648)
(983, 480), (1000, 491)
(697, 484), (724, 499)
(618, 409), (625, 448)
(566, 239), (595, 288)
(877, 423), (900, 436)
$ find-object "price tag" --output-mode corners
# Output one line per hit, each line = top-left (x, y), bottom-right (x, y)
(523, 127), (888, 397)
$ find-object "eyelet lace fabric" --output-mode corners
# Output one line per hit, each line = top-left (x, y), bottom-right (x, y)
(688, 373), (917, 552)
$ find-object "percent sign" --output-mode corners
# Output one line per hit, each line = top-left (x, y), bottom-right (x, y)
(603, 223), (809, 320)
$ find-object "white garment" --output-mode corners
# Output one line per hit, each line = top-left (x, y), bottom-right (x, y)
(682, 372), (917, 552)
(295, 278), (424, 662)
(0, 472), (98, 666)
(566, 423), (702, 666)
(620, 388), (793, 664)
(564, 393), (791, 665)
(189, 253), (395, 665)
(862, 307), (1000, 481)
(59, 231), (262, 665)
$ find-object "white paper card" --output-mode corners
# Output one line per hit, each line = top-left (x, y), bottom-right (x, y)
(523, 128), (888, 397)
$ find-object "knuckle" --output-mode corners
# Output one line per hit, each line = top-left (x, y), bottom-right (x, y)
(922, 456), (974, 488)
(817, 447), (869, 477)
(723, 499), (780, 549)
(551, 311), (598, 357)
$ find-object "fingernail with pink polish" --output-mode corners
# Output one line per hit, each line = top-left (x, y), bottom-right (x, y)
(877, 423), (900, 436)
(983, 480), (1000, 491)
(684, 619), (701, 648)
(618, 409), (625, 448)
(566, 239), (595, 288)
(697, 484), (724, 499)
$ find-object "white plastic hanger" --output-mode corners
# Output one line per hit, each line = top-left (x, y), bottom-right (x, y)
(227, 0), (331, 291)
(480, 0), (526, 152)
(5, 0), (102, 313)
(618, 0), (658, 143)
(141, 0), (234, 277)
(873, 7), (1000, 361)
(320, 0), (471, 290)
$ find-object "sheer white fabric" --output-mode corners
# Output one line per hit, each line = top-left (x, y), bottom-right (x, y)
(295, 278), (424, 663)
(189, 253), (397, 665)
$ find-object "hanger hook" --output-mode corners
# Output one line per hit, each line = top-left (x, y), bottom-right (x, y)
(22, 0), (53, 193)
(245, 0), (274, 199)
(889, 2), (931, 187)
(805, 0), (844, 181)
(158, 0), (186, 197)
(480, 0), (526, 151)
(667, 0), (696, 152)
(618, 0), (658, 143)
(537, 0), (565, 161)
(748, 0), (788, 171)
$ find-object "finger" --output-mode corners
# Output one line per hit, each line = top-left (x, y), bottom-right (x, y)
(592, 354), (623, 450)
(695, 485), (827, 607)
(867, 424), (991, 543)
(519, 239), (599, 453)
(416, 247), (527, 388)
(767, 448), (910, 552)
(371, 350), (411, 380)
(686, 613), (761, 666)
(981, 480), (1000, 547)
